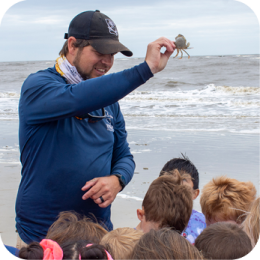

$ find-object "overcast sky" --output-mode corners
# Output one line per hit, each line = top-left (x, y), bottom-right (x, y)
(0, 0), (259, 62)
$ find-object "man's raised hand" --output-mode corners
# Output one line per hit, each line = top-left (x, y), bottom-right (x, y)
(145, 37), (176, 74)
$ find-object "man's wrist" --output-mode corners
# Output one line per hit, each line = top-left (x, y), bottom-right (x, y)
(111, 174), (126, 191)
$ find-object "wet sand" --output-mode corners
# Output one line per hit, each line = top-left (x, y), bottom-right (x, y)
(0, 163), (20, 247)
(0, 121), (259, 247)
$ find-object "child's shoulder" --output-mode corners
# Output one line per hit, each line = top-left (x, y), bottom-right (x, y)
(181, 209), (206, 244)
(184, 210), (206, 233)
(190, 209), (205, 221)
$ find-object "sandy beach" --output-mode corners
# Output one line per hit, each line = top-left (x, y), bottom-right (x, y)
(0, 119), (259, 247)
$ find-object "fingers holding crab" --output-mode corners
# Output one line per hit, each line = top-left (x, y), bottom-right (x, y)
(145, 37), (176, 74)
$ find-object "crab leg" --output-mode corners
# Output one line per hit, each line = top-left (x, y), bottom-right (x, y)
(183, 50), (190, 59)
(179, 50), (183, 59)
(173, 49), (179, 58)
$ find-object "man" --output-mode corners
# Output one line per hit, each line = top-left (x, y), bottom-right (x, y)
(16, 10), (175, 246)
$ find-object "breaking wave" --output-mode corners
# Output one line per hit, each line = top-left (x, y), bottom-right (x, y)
(0, 91), (20, 98)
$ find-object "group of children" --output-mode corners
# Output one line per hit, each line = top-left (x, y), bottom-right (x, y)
(6, 155), (260, 259)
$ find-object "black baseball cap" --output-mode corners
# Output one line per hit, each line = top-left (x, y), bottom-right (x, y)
(64, 10), (133, 57)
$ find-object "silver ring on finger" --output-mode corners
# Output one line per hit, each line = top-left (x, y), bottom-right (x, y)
(100, 196), (105, 203)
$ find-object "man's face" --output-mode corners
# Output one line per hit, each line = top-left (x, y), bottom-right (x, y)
(73, 45), (115, 80)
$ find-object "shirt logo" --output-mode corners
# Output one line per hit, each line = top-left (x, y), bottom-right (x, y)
(105, 110), (114, 132)
(105, 19), (118, 36)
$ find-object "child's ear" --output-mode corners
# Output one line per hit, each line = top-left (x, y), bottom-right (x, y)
(193, 189), (200, 200)
(137, 208), (145, 221)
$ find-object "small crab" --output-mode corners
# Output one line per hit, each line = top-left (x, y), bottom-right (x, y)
(174, 34), (192, 59)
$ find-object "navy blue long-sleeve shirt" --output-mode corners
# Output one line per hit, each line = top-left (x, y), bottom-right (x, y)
(16, 61), (153, 243)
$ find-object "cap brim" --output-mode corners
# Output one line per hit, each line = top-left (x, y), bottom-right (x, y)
(88, 38), (133, 57)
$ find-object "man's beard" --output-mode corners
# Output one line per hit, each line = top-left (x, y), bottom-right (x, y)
(73, 50), (90, 80)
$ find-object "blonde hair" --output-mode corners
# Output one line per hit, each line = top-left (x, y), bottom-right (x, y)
(100, 227), (143, 259)
(200, 176), (256, 223)
(241, 197), (260, 248)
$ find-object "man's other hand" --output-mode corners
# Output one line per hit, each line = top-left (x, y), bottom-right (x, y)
(81, 175), (122, 208)
(145, 37), (176, 74)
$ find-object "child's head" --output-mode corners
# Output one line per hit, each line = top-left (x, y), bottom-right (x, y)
(241, 197), (260, 248)
(100, 227), (143, 259)
(131, 228), (203, 259)
(137, 174), (193, 233)
(160, 154), (200, 200)
(45, 211), (108, 245)
(19, 239), (113, 260)
(200, 176), (256, 226)
(195, 222), (252, 259)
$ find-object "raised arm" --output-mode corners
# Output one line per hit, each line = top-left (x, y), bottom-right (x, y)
(20, 62), (152, 125)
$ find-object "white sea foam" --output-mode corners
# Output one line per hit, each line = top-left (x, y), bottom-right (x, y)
(0, 92), (20, 98)
(227, 100), (260, 108)
(126, 126), (230, 132)
(0, 148), (18, 152)
(123, 85), (260, 101)
(230, 129), (260, 134)
(118, 84), (260, 121)
(0, 161), (21, 164)
(0, 144), (20, 163)
(117, 193), (143, 201)
(0, 117), (18, 120)
(212, 85), (260, 95)
(131, 149), (152, 153)
(128, 141), (137, 144)
(0, 91), (20, 120)
(131, 149), (151, 154)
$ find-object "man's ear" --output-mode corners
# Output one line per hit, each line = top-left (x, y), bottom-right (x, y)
(67, 36), (78, 56)
(193, 189), (200, 200)
(137, 208), (145, 221)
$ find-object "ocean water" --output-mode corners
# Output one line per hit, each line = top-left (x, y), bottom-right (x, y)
(0, 55), (259, 133)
